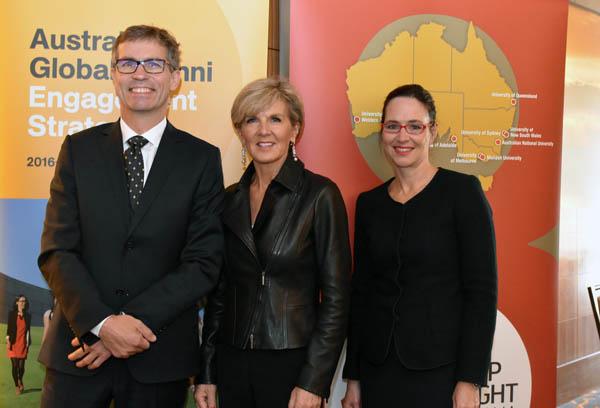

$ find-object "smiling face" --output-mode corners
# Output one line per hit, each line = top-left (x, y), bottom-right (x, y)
(112, 39), (181, 126)
(16, 296), (27, 313)
(238, 99), (299, 169)
(381, 96), (436, 170)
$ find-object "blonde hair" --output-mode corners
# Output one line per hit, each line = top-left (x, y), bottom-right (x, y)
(231, 77), (304, 137)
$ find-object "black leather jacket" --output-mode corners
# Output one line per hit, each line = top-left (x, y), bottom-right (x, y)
(198, 155), (351, 398)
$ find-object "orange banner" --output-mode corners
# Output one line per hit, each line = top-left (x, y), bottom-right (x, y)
(290, 1), (568, 407)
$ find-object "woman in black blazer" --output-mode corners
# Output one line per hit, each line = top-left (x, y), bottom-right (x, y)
(6, 294), (32, 395)
(195, 77), (351, 408)
(342, 84), (497, 408)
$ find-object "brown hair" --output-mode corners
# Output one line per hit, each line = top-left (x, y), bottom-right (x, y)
(381, 84), (437, 124)
(111, 25), (181, 70)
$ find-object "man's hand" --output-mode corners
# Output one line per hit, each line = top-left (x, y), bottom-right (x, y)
(68, 337), (111, 369)
(194, 384), (217, 408)
(98, 314), (156, 358)
(453, 381), (480, 408)
(341, 380), (361, 408)
(288, 387), (322, 408)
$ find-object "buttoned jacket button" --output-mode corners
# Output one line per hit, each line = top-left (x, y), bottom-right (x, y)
(115, 289), (129, 297)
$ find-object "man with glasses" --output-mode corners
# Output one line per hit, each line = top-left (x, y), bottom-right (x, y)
(38, 25), (224, 407)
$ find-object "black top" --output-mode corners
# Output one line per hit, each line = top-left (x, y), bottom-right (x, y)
(198, 154), (351, 398)
(343, 168), (497, 386)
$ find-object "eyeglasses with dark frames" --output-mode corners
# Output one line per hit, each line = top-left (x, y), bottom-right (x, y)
(381, 120), (434, 135)
(113, 58), (174, 74)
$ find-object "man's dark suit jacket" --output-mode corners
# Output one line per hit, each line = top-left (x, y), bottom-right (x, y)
(38, 120), (224, 383)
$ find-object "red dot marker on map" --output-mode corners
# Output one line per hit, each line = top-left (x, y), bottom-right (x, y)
(495, 139), (501, 146)
(511, 99), (517, 106)
(450, 135), (457, 143)
(502, 130), (509, 138)
(478, 152), (487, 161)
(353, 116), (361, 124)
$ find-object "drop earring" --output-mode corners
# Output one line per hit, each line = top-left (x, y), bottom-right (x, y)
(241, 146), (247, 169)
(291, 141), (298, 162)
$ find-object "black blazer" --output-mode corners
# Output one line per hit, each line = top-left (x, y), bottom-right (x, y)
(343, 169), (497, 386)
(198, 155), (351, 398)
(6, 311), (32, 350)
(38, 120), (224, 383)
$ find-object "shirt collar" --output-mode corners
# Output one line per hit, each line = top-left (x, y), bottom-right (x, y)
(120, 118), (167, 148)
(238, 148), (304, 192)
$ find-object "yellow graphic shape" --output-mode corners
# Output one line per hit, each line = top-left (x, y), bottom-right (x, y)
(462, 109), (513, 157)
(432, 92), (463, 142)
(347, 31), (413, 138)
(529, 226), (558, 259)
(478, 175), (493, 191)
(347, 21), (516, 190)
(452, 23), (513, 109)
(414, 23), (452, 91)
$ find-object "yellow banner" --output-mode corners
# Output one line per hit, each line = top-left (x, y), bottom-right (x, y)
(0, 0), (268, 198)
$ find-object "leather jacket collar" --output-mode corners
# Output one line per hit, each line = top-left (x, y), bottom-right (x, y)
(236, 148), (304, 193)
(224, 149), (305, 260)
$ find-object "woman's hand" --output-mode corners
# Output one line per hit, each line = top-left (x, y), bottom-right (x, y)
(288, 386), (322, 408)
(194, 384), (217, 408)
(341, 380), (361, 408)
(453, 381), (480, 408)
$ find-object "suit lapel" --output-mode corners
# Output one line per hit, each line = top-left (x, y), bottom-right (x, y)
(99, 122), (130, 231)
(127, 122), (180, 236)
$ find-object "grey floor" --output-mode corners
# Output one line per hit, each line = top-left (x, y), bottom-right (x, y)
(559, 389), (600, 408)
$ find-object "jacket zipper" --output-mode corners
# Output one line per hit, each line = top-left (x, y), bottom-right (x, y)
(247, 270), (266, 349)
(242, 190), (301, 349)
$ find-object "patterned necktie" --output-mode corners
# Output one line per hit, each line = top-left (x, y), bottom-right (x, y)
(124, 135), (149, 208)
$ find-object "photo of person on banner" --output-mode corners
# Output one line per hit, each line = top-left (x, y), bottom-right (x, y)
(6, 294), (32, 396)
(342, 84), (498, 408)
(194, 77), (351, 408)
(37, 24), (224, 408)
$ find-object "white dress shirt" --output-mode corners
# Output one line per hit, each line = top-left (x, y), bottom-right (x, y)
(120, 118), (167, 185)
(90, 117), (167, 338)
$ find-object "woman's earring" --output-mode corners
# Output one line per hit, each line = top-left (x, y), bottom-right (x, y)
(291, 141), (298, 162)
(241, 146), (247, 169)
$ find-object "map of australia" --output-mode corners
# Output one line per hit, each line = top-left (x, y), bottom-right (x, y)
(347, 17), (518, 190)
